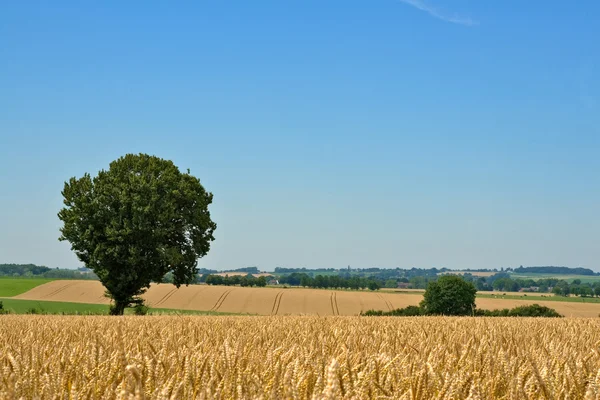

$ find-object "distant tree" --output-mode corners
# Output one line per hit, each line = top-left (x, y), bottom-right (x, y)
(580, 286), (593, 297)
(300, 275), (311, 288)
(256, 276), (267, 287)
(409, 276), (429, 289)
(555, 281), (570, 296)
(552, 286), (563, 296)
(367, 280), (381, 291)
(384, 279), (397, 288)
(420, 275), (477, 316)
(58, 154), (216, 315)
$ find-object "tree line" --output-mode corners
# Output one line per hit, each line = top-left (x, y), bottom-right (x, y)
(204, 274), (267, 287)
(0, 264), (98, 280)
(278, 273), (381, 290)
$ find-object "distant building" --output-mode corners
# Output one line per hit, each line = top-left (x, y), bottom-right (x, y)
(397, 282), (410, 289)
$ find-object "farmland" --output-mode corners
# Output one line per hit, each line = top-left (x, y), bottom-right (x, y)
(0, 298), (237, 315)
(509, 273), (600, 284)
(9, 280), (600, 317)
(0, 277), (54, 297)
(2, 316), (600, 399)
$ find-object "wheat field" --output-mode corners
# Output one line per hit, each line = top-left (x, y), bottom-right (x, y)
(2, 316), (600, 399)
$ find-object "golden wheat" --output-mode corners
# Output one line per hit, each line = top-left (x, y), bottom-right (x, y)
(1, 316), (600, 399)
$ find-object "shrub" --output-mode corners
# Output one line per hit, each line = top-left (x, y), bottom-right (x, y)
(507, 304), (562, 317)
(362, 305), (424, 316)
(133, 304), (149, 316)
(475, 304), (562, 317)
(366, 304), (562, 318)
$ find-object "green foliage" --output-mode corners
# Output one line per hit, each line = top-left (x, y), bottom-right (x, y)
(229, 267), (261, 274)
(0, 298), (241, 315)
(492, 277), (520, 292)
(362, 305), (424, 316)
(299, 274), (380, 290)
(58, 153), (217, 315)
(384, 279), (398, 288)
(133, 304), (150, 315)
(0, 264), (51, 276)
(205, 274), (267, 287)
(365, 303), (561, 318)
(420, 275), (477, 316)
(278, 272), (309, 286)
(474, 304), (563, 317)
(409, 276), (432, 289)
(514, 266), (596, 276)
(42, 269), (98, 280)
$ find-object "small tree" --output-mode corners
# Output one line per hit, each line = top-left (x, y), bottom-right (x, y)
(420, 275), (476, 316)
(58, 154), (216, 315)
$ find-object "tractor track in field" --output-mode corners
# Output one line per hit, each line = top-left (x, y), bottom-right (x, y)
(377, 293), (394, 311)
(271, 291), (284, 315)
(210, 289), (233, 312)
(153, 287), (178, 307)
(183, 287), (206, 309)
(41, 282), (76, 299)
(330, 292), (340, 315)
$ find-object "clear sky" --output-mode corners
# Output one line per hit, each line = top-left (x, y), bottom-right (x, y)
(1, 1), (598, 271)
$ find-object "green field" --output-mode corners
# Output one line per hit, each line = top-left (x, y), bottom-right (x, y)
(476, 293), (600, 303)
(0, 277), (244, 315)
(392, 289), (600, 304)
(0, 298), (244, 315)
(509, 273), (600, 283)
(0, 277), (54, 297)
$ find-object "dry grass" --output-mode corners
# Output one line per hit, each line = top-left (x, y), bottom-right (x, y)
(2, 316), (600, 399)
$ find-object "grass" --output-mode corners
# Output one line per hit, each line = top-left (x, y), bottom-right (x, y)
(393, 289), (600, 304)
(0, 277), (54, 297)
(476, 293), (600, 303)
(0, 298), (247, 315)
(0, 298), (108, 314)
(509, 273), (600, 283)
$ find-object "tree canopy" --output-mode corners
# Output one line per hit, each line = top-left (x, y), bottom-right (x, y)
(420, 275), (476, 316)
(58, 154), (216, 315)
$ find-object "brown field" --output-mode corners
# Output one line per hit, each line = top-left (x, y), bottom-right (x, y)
(15, 281), (419, 315)
(14, 280), (600, 317)
(3, 316), (600, 399)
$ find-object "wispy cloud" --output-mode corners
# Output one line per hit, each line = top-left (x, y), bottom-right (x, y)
(397, 0), (479, 26)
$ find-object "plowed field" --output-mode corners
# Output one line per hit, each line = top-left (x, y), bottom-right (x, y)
(14, 280), (600, 316)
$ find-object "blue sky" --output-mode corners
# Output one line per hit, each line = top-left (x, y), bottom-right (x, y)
(1, 1), (598, 271)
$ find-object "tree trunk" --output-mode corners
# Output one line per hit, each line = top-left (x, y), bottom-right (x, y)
(110, 300), (127, 315)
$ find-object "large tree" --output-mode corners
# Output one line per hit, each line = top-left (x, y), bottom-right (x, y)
(420, 275), (477, 316)
(58, 154), (216, 315)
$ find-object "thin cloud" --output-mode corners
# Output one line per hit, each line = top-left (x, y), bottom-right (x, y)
(398, 0), (479, 26)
